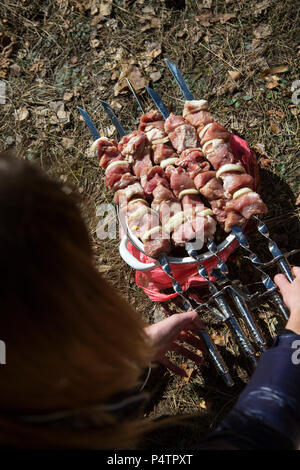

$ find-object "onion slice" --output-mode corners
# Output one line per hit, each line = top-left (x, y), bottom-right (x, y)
(160, 157), (179, 169)
(232, 187), (254, 200)
(198, 209), (214, 217)
(105, 160), (128, 172)
(178, 189), (200, 200)
(90, 137), (109, 152)
(202, 138), (224, 155)
(216, 163), (245, 178)
(141, 226), (163, 243)
(152, 136), (170, 145)
(163, 212), (186, 234)
(128, 198), (148, 206)
(127, 206), (150, 221)
(198, 122), (214, 140)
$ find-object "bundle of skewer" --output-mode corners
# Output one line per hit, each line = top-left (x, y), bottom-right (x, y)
(77, 60), (298, 387)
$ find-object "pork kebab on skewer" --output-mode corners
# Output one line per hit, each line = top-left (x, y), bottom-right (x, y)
(139, 109), (230, 278)
(79, 104), (209, 308)
(79, 105), (234, 386)
(116, 95), (257, 363)
(137, 98), (265, 352)
(165, 59), (294, 285)
(78, 108), (233, 384)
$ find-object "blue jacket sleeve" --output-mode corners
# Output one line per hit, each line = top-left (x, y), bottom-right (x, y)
(202, 331), (300, 450)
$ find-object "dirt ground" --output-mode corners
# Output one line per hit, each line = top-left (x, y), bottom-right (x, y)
(0, 0), (299, 440)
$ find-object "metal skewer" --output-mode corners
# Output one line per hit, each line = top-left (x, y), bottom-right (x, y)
(119, 205), (234, 387)
(232, 226), (290, 321)
(253, 216), (294, 283)
(144, 86), (265, 354)
(164, 59), (292, 320)
(96, 100), (193, 311)
(145, 86), (229, 279)
(86, 100), (234, 386)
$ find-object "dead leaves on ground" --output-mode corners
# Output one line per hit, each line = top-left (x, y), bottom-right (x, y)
(269, 119), (281, 135)
(15, 107), (29, 122)
(112, 42), (162, 96)
(260, 65), (289, 77)
(0, 32), (16, 78)
(114, 64), (149, 96)
(259, 65), (289, 89)
(253, 23), (272, 39)
(228, 71), (241, 81)
(196, 12), (237, 26)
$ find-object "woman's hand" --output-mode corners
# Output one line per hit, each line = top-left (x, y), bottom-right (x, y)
(275, 267), (300, 334)
(144, 310), (206, 378)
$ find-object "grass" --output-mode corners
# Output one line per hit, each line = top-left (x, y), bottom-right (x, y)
(0, 0), (299, 439)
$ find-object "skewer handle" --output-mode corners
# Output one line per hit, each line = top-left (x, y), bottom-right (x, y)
(230, 289), (266, 352)
(158, 254), (193, 311)
(200, 329), (234, 387)
(274, 249), (294, 283)
(254, 217), (294, 283)
(226, 316), (257, 367)
(271, 292), (289, 322)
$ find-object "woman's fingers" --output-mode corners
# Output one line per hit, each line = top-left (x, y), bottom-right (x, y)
(158, 356), (189, 378)
(274, 273), (290, 295)
(178, 330), (206, 353)
(170, 342), (205, 365)
(292, 266), (300, 278)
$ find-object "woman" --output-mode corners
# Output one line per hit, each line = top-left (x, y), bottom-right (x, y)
(0, 150), (203, 449)
(0, 150), (299, 449)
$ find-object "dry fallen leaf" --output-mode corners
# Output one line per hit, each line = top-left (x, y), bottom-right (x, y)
(15, 106), (29, 121)
(253, 23), (272, 39)
(199, 400), (207, 409)
(49, 101), (70, 125)
(210, 331), (227, 347)
(98, 265), (112, 273)
(259, 157), (272, 168)
(253, 142), (267, 155)
(254, 0), (271, 15)
(196, 13), (212, 27)
(296, 193), (300, 206)
(114, 64), (149, 96)
(150, 70), (161, 82)
(259, 65), (288, 77)
(9, 63), (21, 76)
(290, 105), (300, 116)
(49, 100), (64, 113)
(63, 91), (73, 102)
(99, 0), (112, 16)
(265, 75), (280, 89)
(104, 125), (115, 137)
(61, 137), (74, 149)
(90, 4), (98, 15)
(266, 109), (285, 118)
(142, 5), (155, 15)
(176, 29), (187, 38)
(73, 86), (80, 97)
(181, 363), (194, 383)
(228, 70), (241, 81)
(144, 41), (162, 60)
(29, 60), (45, 73)
(90, 39), (100, 48)
(269, 119), (281, 135)
(219, 12), (236, 23)
(110, 100), (122, 111)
